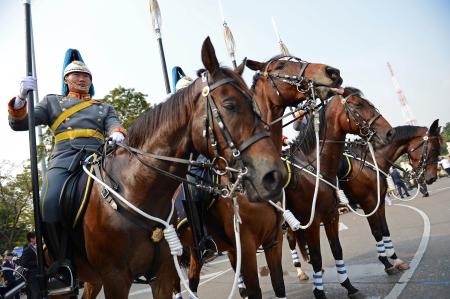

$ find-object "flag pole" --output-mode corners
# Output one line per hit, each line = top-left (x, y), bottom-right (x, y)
(271, 16), (290, 55)
(149, 0), (171, 94)
(218, 0), (237, 69)
(24, 0), (48, 298)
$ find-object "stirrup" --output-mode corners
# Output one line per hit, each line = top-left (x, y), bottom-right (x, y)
(199, 237), (218, 263)
(47, 261), (77, 296)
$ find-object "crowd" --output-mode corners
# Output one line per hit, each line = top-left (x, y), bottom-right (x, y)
(0, 232), (39, 299)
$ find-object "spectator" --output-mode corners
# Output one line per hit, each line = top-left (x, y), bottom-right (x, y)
(1, 251), (20, 299)
(390, 168), (411, 198)
(438, 156), (450, 177)
(21, 232), (39, 299)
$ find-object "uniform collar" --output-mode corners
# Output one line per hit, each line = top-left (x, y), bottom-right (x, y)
(67, 91), (91, 100)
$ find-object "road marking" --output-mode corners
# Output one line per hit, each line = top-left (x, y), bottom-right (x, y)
(384, 204), (430, 299)
(338, 222), (348, 231)
(429, 186), (450, 195)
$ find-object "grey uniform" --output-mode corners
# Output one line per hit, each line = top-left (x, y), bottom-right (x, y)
(9, 94), (123, 222)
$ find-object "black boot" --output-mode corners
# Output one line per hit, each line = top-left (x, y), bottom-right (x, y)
(43, 222), (77, 295)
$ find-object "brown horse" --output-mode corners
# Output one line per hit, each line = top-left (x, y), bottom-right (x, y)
(71, 37), (287, 299)
(174, 55), (343, 299)
(338, 120), (441, 274)
(284, 88), (393, 299)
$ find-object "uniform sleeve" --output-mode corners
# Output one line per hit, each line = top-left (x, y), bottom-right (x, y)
(8, 95), (51, 131)
(104, 105), (126, 136)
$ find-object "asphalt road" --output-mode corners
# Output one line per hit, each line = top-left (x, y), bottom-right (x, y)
(87, 176), (450, 299)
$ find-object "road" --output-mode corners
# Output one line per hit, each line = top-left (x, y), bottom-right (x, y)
(85, 177), (450, 299)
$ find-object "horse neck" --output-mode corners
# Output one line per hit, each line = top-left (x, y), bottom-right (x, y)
(375, 127), (426, 172)
(253, 81), (285, 151)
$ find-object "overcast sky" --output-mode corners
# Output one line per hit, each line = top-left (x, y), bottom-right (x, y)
(1, 0), (449, 166)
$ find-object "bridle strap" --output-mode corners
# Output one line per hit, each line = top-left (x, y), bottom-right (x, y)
(238, 130), (270, 153)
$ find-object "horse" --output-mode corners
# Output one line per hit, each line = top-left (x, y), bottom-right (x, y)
(337, 119), (442, 274)
(284, 87), (393, 299)
(174, 55), (343, 299)
(70, 37), (287, 299)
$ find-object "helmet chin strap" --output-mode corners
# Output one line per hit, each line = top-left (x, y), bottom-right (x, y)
(65, 78), (91, 93)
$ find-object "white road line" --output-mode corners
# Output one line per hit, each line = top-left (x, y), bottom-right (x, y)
(384, 204), (431, 299)
(338, 222), (348, 231)
(429, 186), (450, 194)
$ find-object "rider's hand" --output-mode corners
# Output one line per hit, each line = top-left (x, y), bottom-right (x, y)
(109, 132), (125, 144)
(18, 76), (37, 100)
(294, 110), (306, 121)
(282, 136), (289, 146)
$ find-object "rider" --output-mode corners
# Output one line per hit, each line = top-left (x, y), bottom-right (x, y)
(7, 49), (126, 291)
(172, 66), (217, 263)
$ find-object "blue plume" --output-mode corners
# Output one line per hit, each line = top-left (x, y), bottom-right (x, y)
(61, 48), (95, 96)
(171, 66), (185, 93)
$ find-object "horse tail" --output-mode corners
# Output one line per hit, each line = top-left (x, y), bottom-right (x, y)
(296, 230), (310, 262)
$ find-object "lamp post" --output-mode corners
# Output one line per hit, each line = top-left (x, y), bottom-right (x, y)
(149, 0), (171, 94)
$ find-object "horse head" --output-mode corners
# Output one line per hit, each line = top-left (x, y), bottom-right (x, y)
(190, 37), (287, 202)
(245, 55), (343, 107)
(332, 87), (394, 144)
(407, 119), (442, 184)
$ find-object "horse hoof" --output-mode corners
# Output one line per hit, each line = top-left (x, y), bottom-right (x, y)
(348, 290), (367, 299)
(385, 266), (399, 275)
(313, 288), (327, 299)
(238, 287), (248, 298)
(394, 260), (410, 271)
(298, 272), (309, 281)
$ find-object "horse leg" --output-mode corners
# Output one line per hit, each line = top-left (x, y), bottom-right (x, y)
(101, 272), (132, 299)
(82, 281), (102, 299)
(286, 228), (309, 281)
(301, 222), (326, 299)
(379, 207), (410, 271)
(228, 246), (262, 299)
(263, 231), (286, 298)
(323, 215), (362, 299)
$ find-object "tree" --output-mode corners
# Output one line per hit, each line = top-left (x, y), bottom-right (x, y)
(442, 122), (450, 142)
(103, 86), (151, 129)
(0, 162), (35, 252)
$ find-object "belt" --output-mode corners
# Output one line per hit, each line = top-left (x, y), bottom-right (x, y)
(54, 129), (105, 143)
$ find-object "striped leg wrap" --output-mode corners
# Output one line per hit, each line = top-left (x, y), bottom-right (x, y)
(312, 271), (324, 290)
(238, 275), (246, 289)
(174, 293), (183, 299)
(291, 249), (300, 265)
(376, 240), (386, 257)
(383, 236), (395, 257)
(335, 259), (348, 284)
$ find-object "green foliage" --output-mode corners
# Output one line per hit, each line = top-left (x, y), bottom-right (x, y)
(0, 162), (35, 253)
(103, 86), (151, 129)
(442, 122), (450, 142)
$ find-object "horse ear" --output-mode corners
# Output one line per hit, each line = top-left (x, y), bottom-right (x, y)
(236, 57), (247, 76)
(201, 37), (220, 76)
(246, 59), (265, 71)
(429, 119), (439, 135)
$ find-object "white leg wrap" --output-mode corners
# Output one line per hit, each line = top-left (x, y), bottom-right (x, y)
(312, 271), (324, 290)
(335, 259), (348, 284)
(376, 240), (386, 257)
(174, 293), (183, 299)
(238, 275), (246, 289)
(291, 249), (300, 264)
(383, 236), (395, 257)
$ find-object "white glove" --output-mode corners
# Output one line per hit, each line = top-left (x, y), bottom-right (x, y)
(109, 132), (125, 144)
(18, 76), (37, 100)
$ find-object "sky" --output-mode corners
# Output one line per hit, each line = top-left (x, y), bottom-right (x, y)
(1, 0), (449, 166)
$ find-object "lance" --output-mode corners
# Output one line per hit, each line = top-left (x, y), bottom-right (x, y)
(149, 0), (171, 94)
(24, 0), (48, 297)
(218, 0), (237, 69)
(271, 16), (290, 56)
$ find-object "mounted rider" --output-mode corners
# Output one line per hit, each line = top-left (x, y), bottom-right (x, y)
(7, 49), (126, 293)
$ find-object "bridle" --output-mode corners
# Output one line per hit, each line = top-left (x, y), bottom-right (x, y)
(408, 131), (439, 182)
(341, 92), (383, 143)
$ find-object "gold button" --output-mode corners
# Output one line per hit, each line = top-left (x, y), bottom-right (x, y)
(66, 117), (70, 121)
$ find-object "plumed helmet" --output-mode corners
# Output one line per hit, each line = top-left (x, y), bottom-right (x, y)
(63, 61), (92, 78)
(61, 49), (95, 96)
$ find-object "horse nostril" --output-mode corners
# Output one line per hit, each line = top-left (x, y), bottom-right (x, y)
(326, 67), (340, 81)
(262, 170), (282, 192)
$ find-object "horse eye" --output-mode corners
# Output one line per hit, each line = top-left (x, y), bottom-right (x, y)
(223, 100), (237, 112)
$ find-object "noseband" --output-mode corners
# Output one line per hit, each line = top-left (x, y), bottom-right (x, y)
(408, 131), (438, 181)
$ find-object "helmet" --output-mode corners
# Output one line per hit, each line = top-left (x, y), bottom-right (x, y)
(63, 60), (92, 78)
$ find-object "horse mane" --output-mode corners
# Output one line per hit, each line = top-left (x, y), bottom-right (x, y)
(345, 86), (364, 97)
(391, 126), (427, 143)
(293, 104), (327, 155)
(127, 67), (247, 149)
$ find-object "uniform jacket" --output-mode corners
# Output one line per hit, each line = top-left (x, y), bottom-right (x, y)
(8, 93), (124, 169)
(20, 244), (37, 271)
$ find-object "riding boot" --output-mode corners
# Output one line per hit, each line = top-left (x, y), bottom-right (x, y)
(43, 222), (77, 295)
